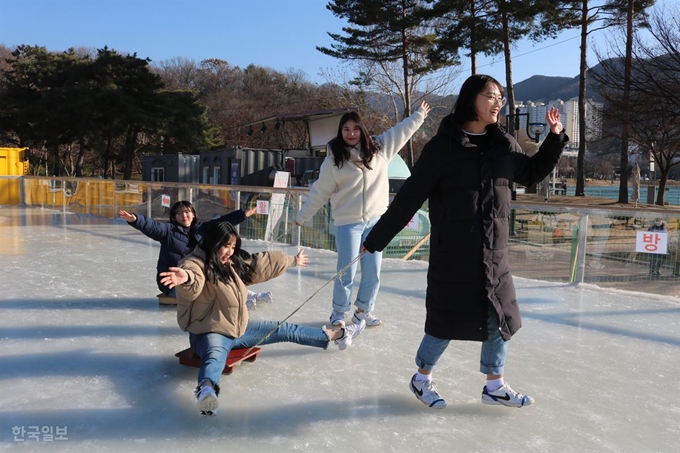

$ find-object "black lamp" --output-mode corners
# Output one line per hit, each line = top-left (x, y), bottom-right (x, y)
(507, 107), (547, 143)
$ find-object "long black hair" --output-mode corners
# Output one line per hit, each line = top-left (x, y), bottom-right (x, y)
(169, 201), (198, 227)
(199, 221), (254, 286)
(329, 111), (379, 170)
(452, 74), (504, 124)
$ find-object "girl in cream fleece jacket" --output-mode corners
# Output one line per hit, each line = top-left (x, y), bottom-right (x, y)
(295, 102), (430, 328)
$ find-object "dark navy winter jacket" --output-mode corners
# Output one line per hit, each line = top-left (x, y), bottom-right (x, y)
(128, 210), (248, 294)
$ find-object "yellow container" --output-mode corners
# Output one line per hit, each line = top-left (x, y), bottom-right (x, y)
(0, 147), (29, 204)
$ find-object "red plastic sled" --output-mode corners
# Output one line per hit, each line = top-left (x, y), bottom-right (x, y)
(174, 347), (261, 375)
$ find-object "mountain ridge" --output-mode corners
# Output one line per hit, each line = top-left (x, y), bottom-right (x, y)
(511, 74), (580, 103)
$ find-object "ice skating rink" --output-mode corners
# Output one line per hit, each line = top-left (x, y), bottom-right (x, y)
(1, 207), (678, 452)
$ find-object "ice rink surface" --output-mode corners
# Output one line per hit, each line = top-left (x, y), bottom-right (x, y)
(1, 207), (679, 452)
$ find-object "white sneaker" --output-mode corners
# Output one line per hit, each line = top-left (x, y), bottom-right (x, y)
(256, 291), (273, 304)
(330, 310), (346, 327)
(481, 383), (534, 408)
(409, 374), (446, 409)
(352, 310), (382, 326)
(196, 385), (218, 416)
(335, 319), (365, 350)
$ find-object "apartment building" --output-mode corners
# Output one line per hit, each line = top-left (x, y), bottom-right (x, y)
(506, 97), (603, 146)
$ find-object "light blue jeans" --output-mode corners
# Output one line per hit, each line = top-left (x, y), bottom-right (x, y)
(189, 320), (331, 393)
(333, 217), (383, 313)
(415, 310), (509, 376)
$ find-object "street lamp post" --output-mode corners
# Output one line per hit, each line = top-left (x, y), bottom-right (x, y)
(506, 107), (547, 143)
(505, 107), (547, 196)
(647, 143), (656, 204)
(505, 107), (548, 236)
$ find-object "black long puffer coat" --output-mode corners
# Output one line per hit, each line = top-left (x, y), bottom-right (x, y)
(364, 115), (567, 342)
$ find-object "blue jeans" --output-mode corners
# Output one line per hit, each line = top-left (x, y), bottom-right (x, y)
(189, 320), (331, 393)
(415, 310), (509, 376)
(333, 218), (383, 313)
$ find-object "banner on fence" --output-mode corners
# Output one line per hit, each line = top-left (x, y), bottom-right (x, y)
(635, 231), (668, 254)
(264, 171), (290, 242)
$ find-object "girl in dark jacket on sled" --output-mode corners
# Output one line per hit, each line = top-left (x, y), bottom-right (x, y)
(119, 201), (270, 306)
(363, 74), (567, 409)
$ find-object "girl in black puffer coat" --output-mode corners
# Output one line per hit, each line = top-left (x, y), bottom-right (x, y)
(364, 74), (567, 410)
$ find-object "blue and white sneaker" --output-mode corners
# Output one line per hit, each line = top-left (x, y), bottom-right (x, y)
(330, 310), (347, 327)
(481, 383), (534, 407)
(256, 291), (273, 304)
(409, 374), (446, 409)
(352, 310), (382, 326)
(335, 319), (365, 350)
(196, 385), (218, 416)
(246, 291), (273, 310)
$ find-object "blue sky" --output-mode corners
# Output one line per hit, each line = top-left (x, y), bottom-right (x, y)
(1, 0), (605, 88)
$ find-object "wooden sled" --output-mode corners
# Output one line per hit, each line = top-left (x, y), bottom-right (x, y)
(157, 293), (177, 305)
(174, 347), (262, 375)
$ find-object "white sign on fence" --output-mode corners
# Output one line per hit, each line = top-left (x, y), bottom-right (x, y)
(635, 231), (668, 254)
(264, 171), (290, 242)
(256, 200), (270, 215)
(161, 194), (171, 208)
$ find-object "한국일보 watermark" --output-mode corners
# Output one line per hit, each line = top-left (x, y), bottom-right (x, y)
(12, 425), (68, 442)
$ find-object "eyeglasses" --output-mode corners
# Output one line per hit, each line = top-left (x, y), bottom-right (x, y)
(479, 93), (506, 106)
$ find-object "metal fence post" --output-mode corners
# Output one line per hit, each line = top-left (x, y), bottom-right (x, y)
(234, 190), (241, 234)
(293, 193), (301, 247)
(574, 213), (589, 283)
(147, 185), (152, 218)
(20, 176), (25, 206)
(112, 184), (117, 219)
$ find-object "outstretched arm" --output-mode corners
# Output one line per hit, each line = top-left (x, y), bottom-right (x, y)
(376, 101), (429, 161)
(513, 107), (567, 187)
(295, 156), (336, 225)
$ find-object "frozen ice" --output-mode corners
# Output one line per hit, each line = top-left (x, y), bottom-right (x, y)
(1, 207), (679, 452)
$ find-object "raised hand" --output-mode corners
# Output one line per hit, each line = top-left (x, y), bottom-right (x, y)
(118, 210), (136, 222)
(419, 101), (431, 116)
(159, 267), (188, 289)
(546, 107), (563, 134)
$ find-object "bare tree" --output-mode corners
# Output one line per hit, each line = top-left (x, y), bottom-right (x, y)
(319, 0), (450, 168)
(153, 57), (201, 90)
(593, 1), (680, 204)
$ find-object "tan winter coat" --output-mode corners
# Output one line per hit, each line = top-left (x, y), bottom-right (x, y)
(175, 248), (295, 338)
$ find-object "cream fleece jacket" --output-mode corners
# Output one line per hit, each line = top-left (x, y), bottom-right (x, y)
(295, 107), (427, 227)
